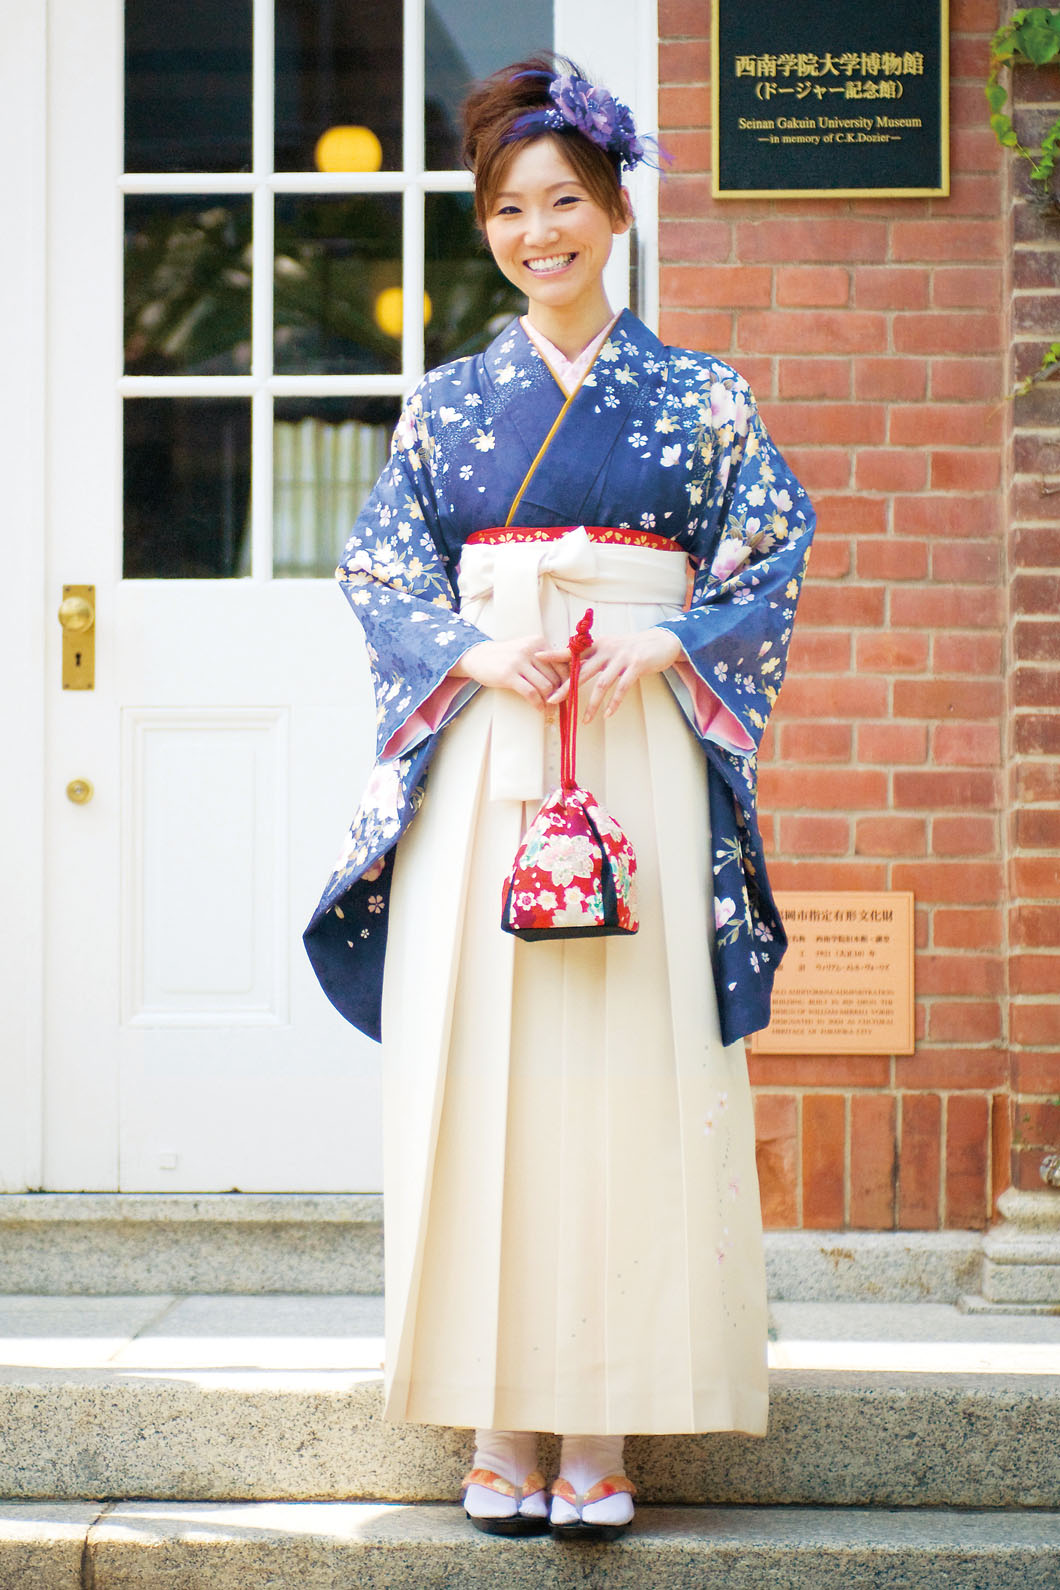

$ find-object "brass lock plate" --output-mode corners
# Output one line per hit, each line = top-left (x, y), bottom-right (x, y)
(60, 584), (95, 690)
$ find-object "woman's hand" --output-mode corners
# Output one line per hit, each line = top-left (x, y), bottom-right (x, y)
(576, 628), (683, 722)
(450, 636), (568, 710)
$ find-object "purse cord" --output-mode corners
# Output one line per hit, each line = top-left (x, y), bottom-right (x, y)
(560, 608), (594, 794)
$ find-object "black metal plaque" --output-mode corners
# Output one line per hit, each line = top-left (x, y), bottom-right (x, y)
(712, 0), (949, 198)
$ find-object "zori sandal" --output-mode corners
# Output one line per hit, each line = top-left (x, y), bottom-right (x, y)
(549, 1473), (636, 1541)
(461, 1467), (550, 1536)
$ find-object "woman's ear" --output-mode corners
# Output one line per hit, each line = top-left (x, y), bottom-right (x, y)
(615, 186), (634, 237)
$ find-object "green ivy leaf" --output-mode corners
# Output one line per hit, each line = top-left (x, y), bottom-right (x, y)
(985, 81), (1008, 111)
(990, 112), (1019, 145)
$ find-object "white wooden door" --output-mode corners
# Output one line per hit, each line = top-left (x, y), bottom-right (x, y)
(15, 0), (656, 1193)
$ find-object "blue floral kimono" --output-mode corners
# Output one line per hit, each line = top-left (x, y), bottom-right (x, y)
(305, 309), (814, 1046)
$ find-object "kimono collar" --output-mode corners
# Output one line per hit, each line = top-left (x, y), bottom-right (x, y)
(483, 308), (667, 395)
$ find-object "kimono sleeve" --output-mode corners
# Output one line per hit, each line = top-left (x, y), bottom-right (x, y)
(657, 376), (815, 756)
(336, 385), (488, 759)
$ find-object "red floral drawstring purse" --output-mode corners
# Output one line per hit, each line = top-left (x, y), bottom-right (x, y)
(501, 609), (639, 940)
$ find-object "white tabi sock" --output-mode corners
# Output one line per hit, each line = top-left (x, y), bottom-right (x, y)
(463, 1428), (548, 1519)
(551, 1433), (635, 1527)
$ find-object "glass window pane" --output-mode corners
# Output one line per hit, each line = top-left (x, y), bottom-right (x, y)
(273, 397), (400, 578)
(125, 197), (252, 376)
(425, 0), (554, 170)
(275, 0), (402, 172)
(424, 192), (524, 366)
(274, 196), (402, 374)
(124, 399), (252, 578)
(124, 0), (252, 173)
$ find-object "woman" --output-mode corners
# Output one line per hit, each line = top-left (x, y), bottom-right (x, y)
(305, 55), (814, 1541)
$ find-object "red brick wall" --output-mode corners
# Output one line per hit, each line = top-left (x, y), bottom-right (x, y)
(658, 0), (1019, 1229)
(1008, 57), (1060, 1195)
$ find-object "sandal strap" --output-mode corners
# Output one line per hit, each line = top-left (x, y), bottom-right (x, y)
(551, 1472), (637, 1512)
(463, 1467), (548, 1506)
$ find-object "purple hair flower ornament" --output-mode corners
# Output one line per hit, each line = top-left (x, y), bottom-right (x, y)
(508, 70), (661, 172)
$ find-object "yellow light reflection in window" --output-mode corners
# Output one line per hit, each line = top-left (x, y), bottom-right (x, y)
(374, 287), (434, 339)
(314, 125), (383, 173)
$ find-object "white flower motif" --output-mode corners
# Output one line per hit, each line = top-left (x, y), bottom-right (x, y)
(496, 362), (517, 385)
(435, 630), (456, 645)
(460, 464), (473, 479)
(367, 895), (384, 914)
(640, 513), (656, 529)
(660, 444), (682, 467)
(438, 406), (460, 424)
(714, 896), (737, 930)
(471, 429), (495, 452)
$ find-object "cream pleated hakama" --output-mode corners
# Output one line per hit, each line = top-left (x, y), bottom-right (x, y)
(381, 530), (768, 1437)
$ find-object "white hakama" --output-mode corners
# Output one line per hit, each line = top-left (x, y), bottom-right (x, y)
(381, 533), (768, 1436)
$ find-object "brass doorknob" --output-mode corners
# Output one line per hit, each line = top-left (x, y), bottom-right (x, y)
(66, 779), (94, 805)
(58, 595), (95, 632)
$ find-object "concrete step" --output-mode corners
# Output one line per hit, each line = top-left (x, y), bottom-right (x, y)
(1, 1297), (1058, 1508)
(3, 1501), (1059, 1589)
(0, 1194), (986, 1300)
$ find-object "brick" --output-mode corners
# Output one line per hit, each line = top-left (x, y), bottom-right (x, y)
(777, 359), (852, 400)
(933, 539), (1003, 583)
(854, 359), (928, 403)
(1015, 1099), (1060, 1144)
(952, 0), (1008, 31)
(932, 722), (1003, 770)
(853, 267), (930, 311)
(1014, 250), (1060, 290)
(856, 632), (930, 672)
(893, 769), (1000, 810)
(930, 451), (1002, 493)
(896, 1048), (1009, 1091)
(659, 39), (711, 82)
(759, 764), (888, 812)
(660, 174), (715, 218)
(1010, 904), (1060, 948)
(735, 219), (888, 264)
(778, 815), (851, 854)
(917, 954), (1005, 997)
(1013, 1002), (1060, 1047)
(1011, 954), (1060, 995)
(893, 313), (1001, 356)
(1014, 573), (1060, 615)
(778, 447), (851, 490)
(928, 1002), (1003, 1042)
(849, 1095), (896, 1229)
(658, 83), (712, 126)
(660, 0), (712, 36)
(891, 402), (1002, 446)
(855, 816), (927, 856)
(747, 1056), (889, 1087)
(740, 312), (887, 359)
(807, 539), (852, 579)
(898, 1093), (941, 1230)
(1013, 1053), (1060, 1093)
(930, 357), (1004, 401)
(776, 266), (850, 308)
(797, 585), (887, 629)
(893, 679), (1003, 719)
(855, 449), (928, 492)
(933, 174), (1002, 219)
(779, 722), (852, 763)
(787, 629), (852, 672)
(778, 674), (888, 719)
(753, 1092), (799, 1228)
(857, 539), (929, 581)
(932, 815), (998, 856)
(1013, 620), (1060, 663)
(660, 129), (713, 171)
(801, 1094), (847, 1228)
(891, 861), (1003, 903)
(659, 219), (734, 262)
(949, 35), (993, 79)
(931, 267), (1002, 309)
(1012, 857), (1060, 899)
(991, 1089), (1012, 1214)
(1014, 667), (1060, 708)
(660, 264), (773, 308)
(1013, 527), (1060, 566)
(1013, 293), (1060, 335)
(946, 126), (1003, 176)
(892, 494), (1001, 540)
(932, 908), (1004, 950)
(945, 1093), (991, 1229)
(1015, 763), (1060, 803)
(857, 722), (929, 764)
(1015, 715), (1060, 755)
(1012, 1144), (1052, 1191)
(813, 494), (889, 537)
(1013, 431), (1060, 476)
(658, 309), (734, 351)
(766, 859), (890, 891)
(889, 586), (1002, 628)
(933, 634), (1003, 675)
(1015, 809), (1060, 848)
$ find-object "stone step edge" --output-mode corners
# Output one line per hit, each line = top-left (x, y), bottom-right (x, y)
(4, 1502), (1059, 1590)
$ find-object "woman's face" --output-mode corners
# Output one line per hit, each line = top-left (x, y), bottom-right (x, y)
(483, 137), (630, 320)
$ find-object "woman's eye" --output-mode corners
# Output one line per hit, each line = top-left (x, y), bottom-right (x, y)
(555, 196), (580, 207)
(496, 204), (520, 216)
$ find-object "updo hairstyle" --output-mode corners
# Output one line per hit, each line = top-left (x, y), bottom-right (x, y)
(461, 52), (628, 232)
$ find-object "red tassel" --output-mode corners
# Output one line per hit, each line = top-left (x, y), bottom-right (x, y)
(560, 608), (593, 793)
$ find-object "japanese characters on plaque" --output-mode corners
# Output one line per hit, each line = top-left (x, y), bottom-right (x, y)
(751, 893), (916, 1056)
(712, 0), (949, 198)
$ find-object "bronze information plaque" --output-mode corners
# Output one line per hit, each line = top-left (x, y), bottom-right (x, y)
(751, 891), (915, 1055)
